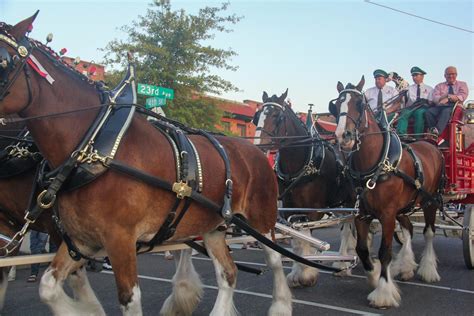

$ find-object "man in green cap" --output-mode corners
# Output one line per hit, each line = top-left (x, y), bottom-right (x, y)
(396, 66), (433, 137)
(364, 69), (399, 113)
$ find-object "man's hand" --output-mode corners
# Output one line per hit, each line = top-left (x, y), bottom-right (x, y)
(439, 97), (449, 105)
(448, 94), (459, 102)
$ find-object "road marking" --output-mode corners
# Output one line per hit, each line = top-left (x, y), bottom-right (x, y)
(102, 271), (380, 315)
(153, 253), (474, 295)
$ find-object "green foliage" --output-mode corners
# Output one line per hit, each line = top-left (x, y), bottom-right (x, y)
(102, 1), (241, 129)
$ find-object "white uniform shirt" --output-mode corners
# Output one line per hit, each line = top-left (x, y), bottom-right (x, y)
(364, 85), (399, 110)
(405, 83), (433, 107)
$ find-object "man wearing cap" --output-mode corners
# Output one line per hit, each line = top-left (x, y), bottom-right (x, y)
(425, 66), (469, 137)
(365, 69), (399, 113)
(396, 66), (433, 137)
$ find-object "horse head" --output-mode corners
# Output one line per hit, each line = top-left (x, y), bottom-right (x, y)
(253, 89), (289, 148)
(331, 76), (366, 151)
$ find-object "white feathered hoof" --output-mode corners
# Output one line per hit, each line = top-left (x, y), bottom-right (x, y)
(417, 261), (441, 283)
(286, 266), (318, 288)
(366, 260), (381, 289)
(367, 277), (401, 309)
(39, 268), (59, 303)
(399, 270), (415, 281)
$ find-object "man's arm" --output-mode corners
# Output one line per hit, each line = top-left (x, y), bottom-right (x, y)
(432, 83), (444, 104)
(449, 81), (469, 103)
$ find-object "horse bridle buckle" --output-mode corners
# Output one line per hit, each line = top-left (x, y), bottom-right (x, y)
(37, 189), (57, 209)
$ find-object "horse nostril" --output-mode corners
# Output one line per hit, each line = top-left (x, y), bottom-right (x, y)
(342, 131), (352, 142)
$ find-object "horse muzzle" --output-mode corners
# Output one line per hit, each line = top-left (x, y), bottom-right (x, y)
(338, 130), (356, 150)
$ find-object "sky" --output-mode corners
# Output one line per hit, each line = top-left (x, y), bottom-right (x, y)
(2, 0), (473, 114)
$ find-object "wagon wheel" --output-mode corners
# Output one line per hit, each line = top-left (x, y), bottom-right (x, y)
(462, 205), (474, 269)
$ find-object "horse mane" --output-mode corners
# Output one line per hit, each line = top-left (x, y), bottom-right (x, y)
(30, 39), (100, 88)
(266, 95), (312, 136)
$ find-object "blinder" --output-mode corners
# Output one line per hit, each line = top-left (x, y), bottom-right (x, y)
(0, 47), (13, 87)
(0, 30), (33, 105)
(328, 98), (338, 121)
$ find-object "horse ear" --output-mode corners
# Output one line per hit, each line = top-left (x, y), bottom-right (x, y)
(279, 89), (288, 102)
(356, 75), (365, 91)
(10, 11), (39, 40)
(337, 81), (344, 93)
(262, 91), (269, 102)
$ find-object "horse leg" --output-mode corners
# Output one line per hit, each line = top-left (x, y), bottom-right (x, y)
(39, 243), (105, 315)
(367, 215), (401, 308)
(354, 216), (380, 289)
(105, 237), (142, 315)
(417, 206), (441, 282)
(260, 240), (292, 316)
(333, 222), (357, 276)
(391, 215), (417, 280)
(203, 230), (238, 316)
(160, 248), (203, 316)
(286, 228), (319, 287)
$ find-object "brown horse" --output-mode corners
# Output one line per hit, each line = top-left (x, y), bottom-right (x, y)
(0, 14), (292, 315)
(0, 127), (99, 311)
(254, 90), (356, 286)
(330, 76), (444, 308)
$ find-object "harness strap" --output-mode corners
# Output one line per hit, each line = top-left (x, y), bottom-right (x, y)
(184, 240), (264, 275)
(230, 215), (345, 272)
(198, 130), (233, 222)
(137, 198), (192, 252)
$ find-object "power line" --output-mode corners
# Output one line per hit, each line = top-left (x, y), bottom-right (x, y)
(364, 0), (473, 34)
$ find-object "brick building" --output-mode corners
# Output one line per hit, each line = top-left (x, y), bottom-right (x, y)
(62, 57), (105, 81)
(201, 95), (261, 138)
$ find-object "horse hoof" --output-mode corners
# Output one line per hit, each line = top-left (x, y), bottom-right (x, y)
(399, 270), (415, 281)
(286, 273), (317, 288)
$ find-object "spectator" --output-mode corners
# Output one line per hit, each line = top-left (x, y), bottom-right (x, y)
(27, 231), (57, 282)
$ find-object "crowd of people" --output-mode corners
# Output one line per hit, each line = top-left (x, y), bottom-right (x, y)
(365, 65), (469, 146)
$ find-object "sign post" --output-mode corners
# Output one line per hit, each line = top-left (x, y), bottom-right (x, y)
(137, 83), (174, 100)
(145, 97), (166, 109)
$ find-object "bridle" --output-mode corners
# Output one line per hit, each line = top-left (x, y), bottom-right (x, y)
(256, 101), (287, 138)
(334, 88), (369, 152)
(0, 26), (34, 113)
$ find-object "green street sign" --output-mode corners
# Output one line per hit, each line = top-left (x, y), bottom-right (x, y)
(137, 83), (174, 100)
(145, 97), (166, 108)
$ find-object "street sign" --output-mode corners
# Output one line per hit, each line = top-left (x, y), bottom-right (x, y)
(145, 97), (166, 108)
(137, 83), (174, 100)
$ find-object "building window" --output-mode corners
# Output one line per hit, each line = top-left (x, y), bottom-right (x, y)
(237, 124), (246, 137)
(222, 121), (231, 132)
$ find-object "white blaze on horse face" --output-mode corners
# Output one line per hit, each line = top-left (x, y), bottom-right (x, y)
(253, 109), (268, 145)
(335, 94), (351, 142)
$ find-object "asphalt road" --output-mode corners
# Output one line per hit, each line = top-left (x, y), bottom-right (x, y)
(3, 226), (474, 315)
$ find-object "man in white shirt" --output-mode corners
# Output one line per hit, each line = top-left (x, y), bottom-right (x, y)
(364, 69), (399, 114)
(396, 66), (433, 136)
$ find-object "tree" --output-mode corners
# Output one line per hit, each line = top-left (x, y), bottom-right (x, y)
(103, 1), (241, 130)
